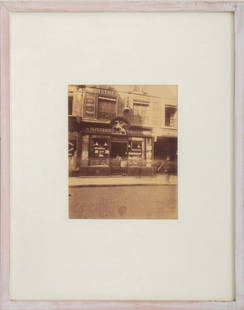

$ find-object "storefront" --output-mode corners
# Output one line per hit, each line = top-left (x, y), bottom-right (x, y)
(153, 136), (177, 175)
(69, 117), (153, 176)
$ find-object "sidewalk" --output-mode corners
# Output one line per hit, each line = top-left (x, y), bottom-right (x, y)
(69, 174), (177, 187)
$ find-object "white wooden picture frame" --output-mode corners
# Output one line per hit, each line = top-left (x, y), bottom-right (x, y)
(0, 1), (243, 309)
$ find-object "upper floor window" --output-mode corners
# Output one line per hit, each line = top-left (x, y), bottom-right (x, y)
(98, 97), (116, 120)
(165, 106), (177, 128)
(133, 103), (149, 124)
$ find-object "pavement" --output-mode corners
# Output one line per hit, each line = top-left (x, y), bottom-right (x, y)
(69, 174), (177, 187)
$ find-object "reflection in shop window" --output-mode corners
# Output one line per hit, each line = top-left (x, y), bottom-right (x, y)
(165, 106), (177, 128)
(89, 137), (110, 166)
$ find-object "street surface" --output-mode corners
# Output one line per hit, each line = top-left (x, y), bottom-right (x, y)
(69, 185), (177, 219)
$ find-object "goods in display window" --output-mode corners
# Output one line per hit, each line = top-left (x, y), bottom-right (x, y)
(89, 137), (110, 166)
(128, 141), (144, 167)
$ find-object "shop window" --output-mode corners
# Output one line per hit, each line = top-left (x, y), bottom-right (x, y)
(98, 98), (116, 120)
(128, 140), (144, 167)
(68, 96), (73, 115)
(89, 137), (110, 166)
(165, 106), (177, 128)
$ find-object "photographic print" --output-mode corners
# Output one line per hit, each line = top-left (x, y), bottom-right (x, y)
(68, 85), (178, 219)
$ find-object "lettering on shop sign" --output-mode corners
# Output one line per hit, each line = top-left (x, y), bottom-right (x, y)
(98, 88), (116, 97)
(84, 93), (96, 118)
(83, 127), (112, 135)
(83, 127), (152, 137)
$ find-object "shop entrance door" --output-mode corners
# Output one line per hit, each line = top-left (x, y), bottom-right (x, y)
(110, 141), (128, 175)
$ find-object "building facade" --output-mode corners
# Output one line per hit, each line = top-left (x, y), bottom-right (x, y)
(68, 85), (177, 176)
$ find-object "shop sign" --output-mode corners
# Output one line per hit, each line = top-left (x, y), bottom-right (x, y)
(84, 93), (96, 118)
(83, 127), (112, 135)
(98, 88), (116, 97)
(83, 126), (152, 137)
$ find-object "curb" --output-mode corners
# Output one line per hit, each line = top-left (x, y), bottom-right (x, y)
(69, 183), (177, 188)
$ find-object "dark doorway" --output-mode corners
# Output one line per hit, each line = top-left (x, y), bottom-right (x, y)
(110, 141), (128, 175)
(111, 142), (127, 158)
(154, 137), (177, 160)
(154, 137), (177, 175)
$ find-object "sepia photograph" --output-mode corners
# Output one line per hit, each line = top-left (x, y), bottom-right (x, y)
(68, 85), (178, 219)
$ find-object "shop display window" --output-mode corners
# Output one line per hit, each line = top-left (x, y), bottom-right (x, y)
(89, 137), (110, 166)
(127, 140), (145, 167)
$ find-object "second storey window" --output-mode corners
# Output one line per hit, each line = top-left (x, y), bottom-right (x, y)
(133, 103), (149, 124)
(165, 106), (177, 128)
(98, 97), (116, 120)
